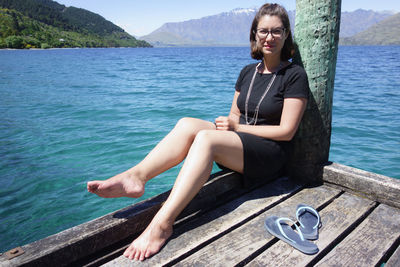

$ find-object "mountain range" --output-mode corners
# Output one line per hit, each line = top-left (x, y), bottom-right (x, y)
(1, 0), (398, 49)
(141, 8), (399, 47)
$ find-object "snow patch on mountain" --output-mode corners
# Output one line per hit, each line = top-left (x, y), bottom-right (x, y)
(230, 8), (257, 15)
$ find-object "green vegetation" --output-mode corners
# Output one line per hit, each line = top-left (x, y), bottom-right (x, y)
(0, 0), (151, 49)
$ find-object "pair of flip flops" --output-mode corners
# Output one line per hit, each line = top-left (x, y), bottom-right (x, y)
(264, 204), (321, 255)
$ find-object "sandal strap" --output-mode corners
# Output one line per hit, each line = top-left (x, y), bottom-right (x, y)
(276, 217), (305, 242)
(296, 206), (321, 230)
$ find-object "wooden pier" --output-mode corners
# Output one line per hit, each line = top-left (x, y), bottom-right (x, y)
(1, 163), (399, 266)
(2, 1), (399, 266)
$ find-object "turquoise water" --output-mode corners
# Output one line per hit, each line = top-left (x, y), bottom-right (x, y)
(0, 46), (399, 252)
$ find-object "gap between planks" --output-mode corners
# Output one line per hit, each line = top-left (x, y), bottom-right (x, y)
(102, 177), (303, 266)
(174, 184), (342, 266)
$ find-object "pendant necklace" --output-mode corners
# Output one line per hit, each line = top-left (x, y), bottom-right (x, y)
(245, 62), (282, 125)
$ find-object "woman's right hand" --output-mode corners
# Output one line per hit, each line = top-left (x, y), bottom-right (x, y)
(214, 116), (238, 131)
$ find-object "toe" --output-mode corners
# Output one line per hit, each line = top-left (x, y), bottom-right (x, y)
(130, 250), (136, 261)
(123, 249), (128, 258)
(139, 251), (145, 261)
(123, 245), (133, 259)
(144, 249), (152, 259)
(134, 250), (141, 261)
(87, 181), (99, 192)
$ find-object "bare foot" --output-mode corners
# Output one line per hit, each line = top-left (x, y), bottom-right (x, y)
(87, 170), (146, 198)
(123, 221), (173, 261)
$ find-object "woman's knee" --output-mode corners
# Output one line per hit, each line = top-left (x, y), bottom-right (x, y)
(176, 117), (196, 128)
(193, 130), (216, 150)
(193, 130), (243, 164)
(174, 117), (198, 137)
(175, 117), (212, 137)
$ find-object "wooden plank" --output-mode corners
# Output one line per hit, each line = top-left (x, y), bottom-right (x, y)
(323, 162), (400, 208)
(248, 192), (375, 266)
(315, 204), (400, 267)
(386, 245), (400, 267)
(0, 171), (241, 267)
(102, 177), (302, 266)
(174, 185), (341, 266)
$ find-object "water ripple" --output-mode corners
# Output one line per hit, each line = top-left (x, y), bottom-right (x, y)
(0, 46), (399, 252)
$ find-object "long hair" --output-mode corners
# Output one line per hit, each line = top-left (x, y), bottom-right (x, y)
(250, 3), (294, 61)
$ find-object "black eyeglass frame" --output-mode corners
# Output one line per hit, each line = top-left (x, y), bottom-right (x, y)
(254, 27), (286, 39)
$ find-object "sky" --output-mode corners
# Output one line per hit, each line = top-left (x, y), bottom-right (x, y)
(55, 0), (400, 37)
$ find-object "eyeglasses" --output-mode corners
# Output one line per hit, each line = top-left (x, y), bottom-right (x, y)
(255, 28), (285, 39)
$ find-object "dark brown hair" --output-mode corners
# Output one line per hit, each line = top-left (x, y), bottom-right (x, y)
(250, 3), (294, 61)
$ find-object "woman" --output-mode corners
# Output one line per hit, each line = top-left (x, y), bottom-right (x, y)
(87, 3), (309, 261)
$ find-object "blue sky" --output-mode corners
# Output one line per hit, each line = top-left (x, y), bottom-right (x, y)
(56, 0), (400, 36)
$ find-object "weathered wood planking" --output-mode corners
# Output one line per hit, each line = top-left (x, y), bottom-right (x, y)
(315, 204), (400, 266)
(323, 162), (400, 209)
(2, 164), (399, 267)
(386, 245), (400, 267)
(0, 171), (241, 267)
(103, 177), (302, 266)
(248, 192), (375, 266)
(174, 185), (341, 266)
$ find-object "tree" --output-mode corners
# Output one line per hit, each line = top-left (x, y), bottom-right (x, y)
(5, 35), (23, 48)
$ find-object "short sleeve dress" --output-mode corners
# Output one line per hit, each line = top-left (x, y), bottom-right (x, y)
(230, 61), (309, 181)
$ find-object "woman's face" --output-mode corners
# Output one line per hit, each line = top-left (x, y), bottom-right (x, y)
(255, 15), (287, 58)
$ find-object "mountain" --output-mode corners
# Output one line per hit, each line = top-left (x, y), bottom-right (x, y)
(143, 8), (258, 46)
(141, 8), (296, 46)
(340, 9), (395, 37)
(0, 0), (151, 49)
(141, 8), (394, 47)
(341, 12), (400, 45)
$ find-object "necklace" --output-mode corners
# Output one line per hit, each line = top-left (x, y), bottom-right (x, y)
(244, 62), (282, 125)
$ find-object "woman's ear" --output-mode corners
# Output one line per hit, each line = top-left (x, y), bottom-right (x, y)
(284, 29), (290, 39)
(281, 31), (289, 44)
(253, 30), (259, 42)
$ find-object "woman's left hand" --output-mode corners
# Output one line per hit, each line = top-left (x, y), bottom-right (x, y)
(215, 116), (238, 131)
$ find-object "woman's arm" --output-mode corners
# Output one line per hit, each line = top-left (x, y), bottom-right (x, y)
(215, 91), (307, 141)
(235, 97), (307, 141)
(215, 91), (240, 130)
(228, 91), (241, 123)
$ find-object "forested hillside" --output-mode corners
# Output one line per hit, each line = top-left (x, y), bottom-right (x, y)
(0, 0), (151, 48)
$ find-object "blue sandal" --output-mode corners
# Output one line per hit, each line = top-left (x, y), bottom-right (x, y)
(264, 216), (319, 255)
(296, 204), (321, 240)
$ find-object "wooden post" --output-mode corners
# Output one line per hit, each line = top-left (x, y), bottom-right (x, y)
(289, 0), (341, 182)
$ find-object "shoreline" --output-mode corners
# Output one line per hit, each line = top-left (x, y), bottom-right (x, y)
(2, 44), (400, 51)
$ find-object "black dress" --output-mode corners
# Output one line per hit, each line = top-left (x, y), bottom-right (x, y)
(229, 62), (310, 181)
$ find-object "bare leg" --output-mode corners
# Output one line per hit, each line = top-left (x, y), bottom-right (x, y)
(123, 130), (244, 260)
(87, 118), (215, 198)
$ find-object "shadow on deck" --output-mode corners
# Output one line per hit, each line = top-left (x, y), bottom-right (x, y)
(1, 162), (400, 266)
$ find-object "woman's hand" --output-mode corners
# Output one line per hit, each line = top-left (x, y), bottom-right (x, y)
(215, 116), (238, 131)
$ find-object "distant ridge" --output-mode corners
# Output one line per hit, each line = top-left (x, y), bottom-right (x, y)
(0, 0), (151, 49)
(340, 9), (395, 37)
(142, 8), (395, 47)
(341, 12), (400, 45)
(145, 8), (258, 46)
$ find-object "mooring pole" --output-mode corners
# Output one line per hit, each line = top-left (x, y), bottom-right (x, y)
(290, 0), (341, 182)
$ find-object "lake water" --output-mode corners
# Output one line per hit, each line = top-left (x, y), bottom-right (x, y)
(0, 46), (399, 252)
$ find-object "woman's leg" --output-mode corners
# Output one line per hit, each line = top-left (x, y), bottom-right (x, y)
(87, 118), (215, 198)
(123, 130), (244, 261)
